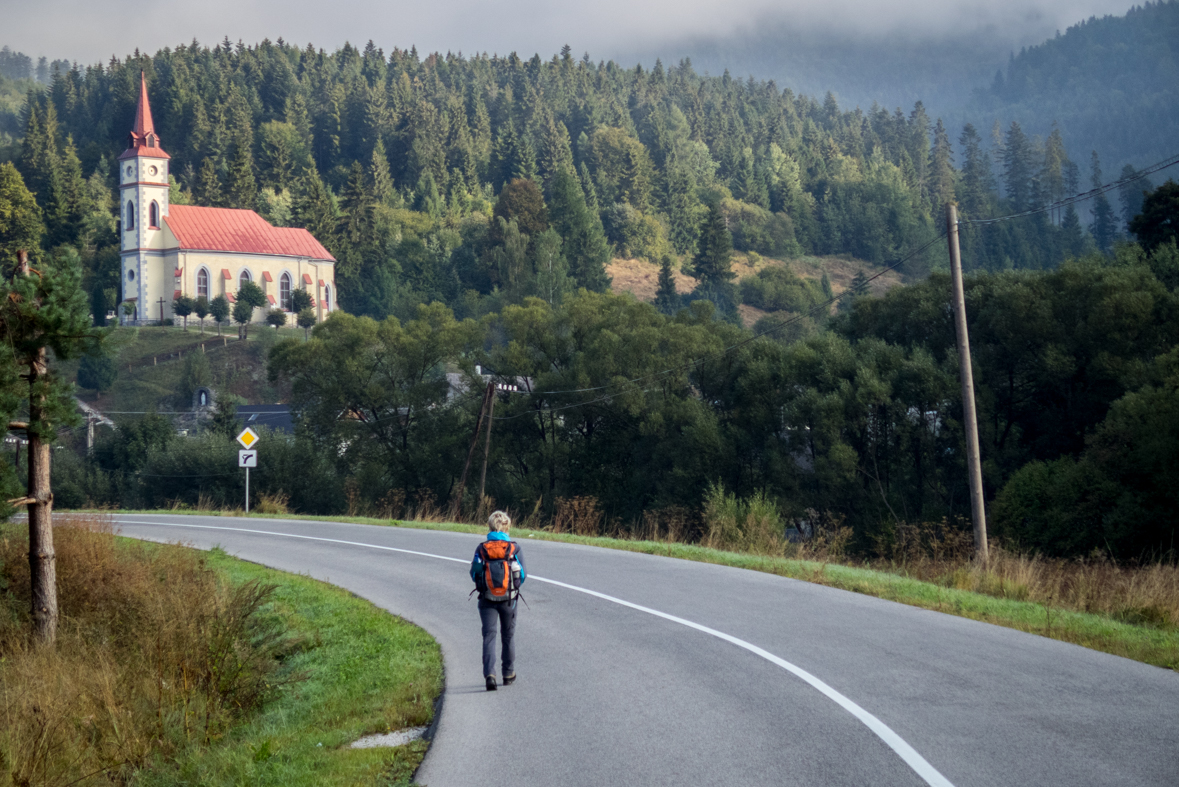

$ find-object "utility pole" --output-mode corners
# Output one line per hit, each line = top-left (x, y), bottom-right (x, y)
(478, 382), (518, 502)
(451, 381), (493, 520)
(157, 297), (165, 325)
(946, 203), (989, 564)
(87, 412), (95, 455)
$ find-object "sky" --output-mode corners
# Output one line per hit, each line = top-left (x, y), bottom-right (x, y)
(8, 0), (1136, 67)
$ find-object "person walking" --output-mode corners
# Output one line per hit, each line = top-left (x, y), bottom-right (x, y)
(470, 510), (526, 691)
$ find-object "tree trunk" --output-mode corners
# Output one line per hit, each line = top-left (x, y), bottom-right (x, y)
(27, 351), (56, 645)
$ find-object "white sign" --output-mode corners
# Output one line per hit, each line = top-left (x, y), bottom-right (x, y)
(239, 449), (258, 468)
(237, 427), (260, 449)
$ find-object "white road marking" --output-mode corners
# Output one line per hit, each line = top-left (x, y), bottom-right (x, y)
(115, 518), (955, 787)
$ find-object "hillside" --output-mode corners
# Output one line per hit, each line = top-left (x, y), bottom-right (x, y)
(961, 0), (1179, 174)
(64, 325), (297, 420)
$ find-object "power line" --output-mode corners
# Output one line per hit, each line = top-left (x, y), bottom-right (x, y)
(962, 151), (1179, 227)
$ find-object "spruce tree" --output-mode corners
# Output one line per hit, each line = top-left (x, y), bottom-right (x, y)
(369, 138), (394, 206)
(1089, 151), (1117, 253)
(225, 145), (258, 210)
(653, 254), (679, 314)
(691, 201), (734, 289)
(0, 163), (45, 272)
(194, 158), (224, 207)
(547, 167), (610, 291)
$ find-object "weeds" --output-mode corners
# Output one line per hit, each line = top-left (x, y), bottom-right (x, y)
(0, 516), (301, 786)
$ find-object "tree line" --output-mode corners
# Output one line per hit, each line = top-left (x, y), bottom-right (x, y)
(3, 37), (1156, 327)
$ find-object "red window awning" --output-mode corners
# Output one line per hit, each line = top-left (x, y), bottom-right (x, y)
(221, 269), (232, 280)
(302, 273), (313, 284)
(267, 294), (276, 305)
(173, 290), (182, 299)
(226, 293), (236, 303)
(263, 271), (273, 282)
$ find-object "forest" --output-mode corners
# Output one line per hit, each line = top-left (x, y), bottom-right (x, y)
(0, 35), (1176, 559)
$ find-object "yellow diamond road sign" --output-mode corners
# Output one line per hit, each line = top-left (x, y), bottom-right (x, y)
(236, 427), (260, 449)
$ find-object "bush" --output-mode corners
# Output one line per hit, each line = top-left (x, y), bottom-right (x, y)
(740, 266), (826, 312)
(702, 482), (786, 555)
(603, 202), (671, 260)
(721, 198), (800, 257)
(76, 353), (117, 392)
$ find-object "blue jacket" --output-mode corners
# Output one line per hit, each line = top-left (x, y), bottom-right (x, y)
(470, 531), (527, 586)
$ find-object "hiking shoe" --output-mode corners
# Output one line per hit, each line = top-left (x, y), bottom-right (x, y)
(502, 673), (516, 685)
(485, 675), (497, 691)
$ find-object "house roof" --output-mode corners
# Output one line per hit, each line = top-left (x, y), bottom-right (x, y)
(164, 206), (335, 261)
(236, 405), (294, 435)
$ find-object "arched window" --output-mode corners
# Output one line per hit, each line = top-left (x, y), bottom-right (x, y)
(149, 201), (159, 228)
(239, 269), (252, 289)
(196, 268), (209, 299)
(279, 272), (292, 310)
(126, 200), (135, 231)
(324, 284), (331, 312)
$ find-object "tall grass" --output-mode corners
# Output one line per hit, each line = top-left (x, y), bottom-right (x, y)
(0, 516), (300, 786)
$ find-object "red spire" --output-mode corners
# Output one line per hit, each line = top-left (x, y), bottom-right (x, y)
(119, 71), (169, 160)
(132, 71), (154, 137)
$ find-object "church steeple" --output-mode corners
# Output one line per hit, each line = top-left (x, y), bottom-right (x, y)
(119, 72), (169, 160)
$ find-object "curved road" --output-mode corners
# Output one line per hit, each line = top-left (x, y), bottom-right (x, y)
(113, 514), (1178, 786)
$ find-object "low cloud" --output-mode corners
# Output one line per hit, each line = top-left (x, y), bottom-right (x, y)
(18, 0), (1134, 65)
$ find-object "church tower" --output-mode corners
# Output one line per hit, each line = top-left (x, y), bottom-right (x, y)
(118, 73), (170, 323)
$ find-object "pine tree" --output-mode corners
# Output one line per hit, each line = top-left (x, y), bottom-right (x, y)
(1002, 122), (1035, 211)
(369, 138), (394, 206)
(194, 157), (224, 207)
(225, 145), (258, 210)
(0, 163), (45, 272)
(48, 135), (85, 248)
(292, 165), (337, 249)
(340, 160), (371, 244)
(1089, 151), (1117, 253)
(664, 162), (702, 255)
(958, 124), (993, 217)
(653, 254), (679, 314)
(691, 201), (734, 299)
(928, 119), (954, 213)
(1118, 165), (1152, 230)
(579, 162), (600, 214)
(547, 167), (610, 291)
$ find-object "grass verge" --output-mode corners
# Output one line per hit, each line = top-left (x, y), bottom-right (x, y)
(0, 517), (442, 786)
(95, 508), (1179, 671)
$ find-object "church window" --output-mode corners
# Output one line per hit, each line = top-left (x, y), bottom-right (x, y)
(280, 272), (292, 310)
(325, 284), (332, 312)
(239, 269), (252, 289)
(126, 200), (135, 230)
(149, 201), (159, 228)
(197, 268), (209, 299)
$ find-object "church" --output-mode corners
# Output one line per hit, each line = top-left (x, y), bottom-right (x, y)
(120, 74), (336, 325)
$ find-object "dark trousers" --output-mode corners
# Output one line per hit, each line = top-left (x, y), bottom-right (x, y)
(478, 598), (516, 678)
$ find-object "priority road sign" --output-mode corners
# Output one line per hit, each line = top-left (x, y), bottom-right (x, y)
(237, 427), (260, 449)
(239, 449), (258, 468)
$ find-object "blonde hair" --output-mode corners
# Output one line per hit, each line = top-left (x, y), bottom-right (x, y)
(488, 510), (511, 532)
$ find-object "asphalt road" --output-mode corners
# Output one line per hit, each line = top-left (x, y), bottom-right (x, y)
(112, 514), (1179, 787)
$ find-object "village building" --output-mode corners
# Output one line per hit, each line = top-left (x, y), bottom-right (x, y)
(119, 73), (336, 325)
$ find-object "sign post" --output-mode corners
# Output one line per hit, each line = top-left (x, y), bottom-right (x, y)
(237, 428), (260, 513)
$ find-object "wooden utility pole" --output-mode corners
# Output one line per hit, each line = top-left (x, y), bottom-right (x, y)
(451, 381), (493, 519)
(479, 385), (497, 503)
(946, 204), (989, 564)
(157, 297), (165, 324)
(9, 250), (58, 643)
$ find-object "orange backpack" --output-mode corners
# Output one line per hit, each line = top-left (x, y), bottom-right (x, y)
(476, 540), (520, 602)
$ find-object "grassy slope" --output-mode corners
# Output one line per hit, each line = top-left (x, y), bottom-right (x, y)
(111, 510), (1179, 671)
(133, 546), (442, 786)
(607, 252), (903, 328)
(64, 325), (303, 413)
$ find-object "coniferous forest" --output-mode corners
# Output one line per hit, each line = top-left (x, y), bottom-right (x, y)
(1, 34), (1177, 559)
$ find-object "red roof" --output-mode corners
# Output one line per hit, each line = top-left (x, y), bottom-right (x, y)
(119, 72), (170, 161)
(164, 206), (335, 261)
